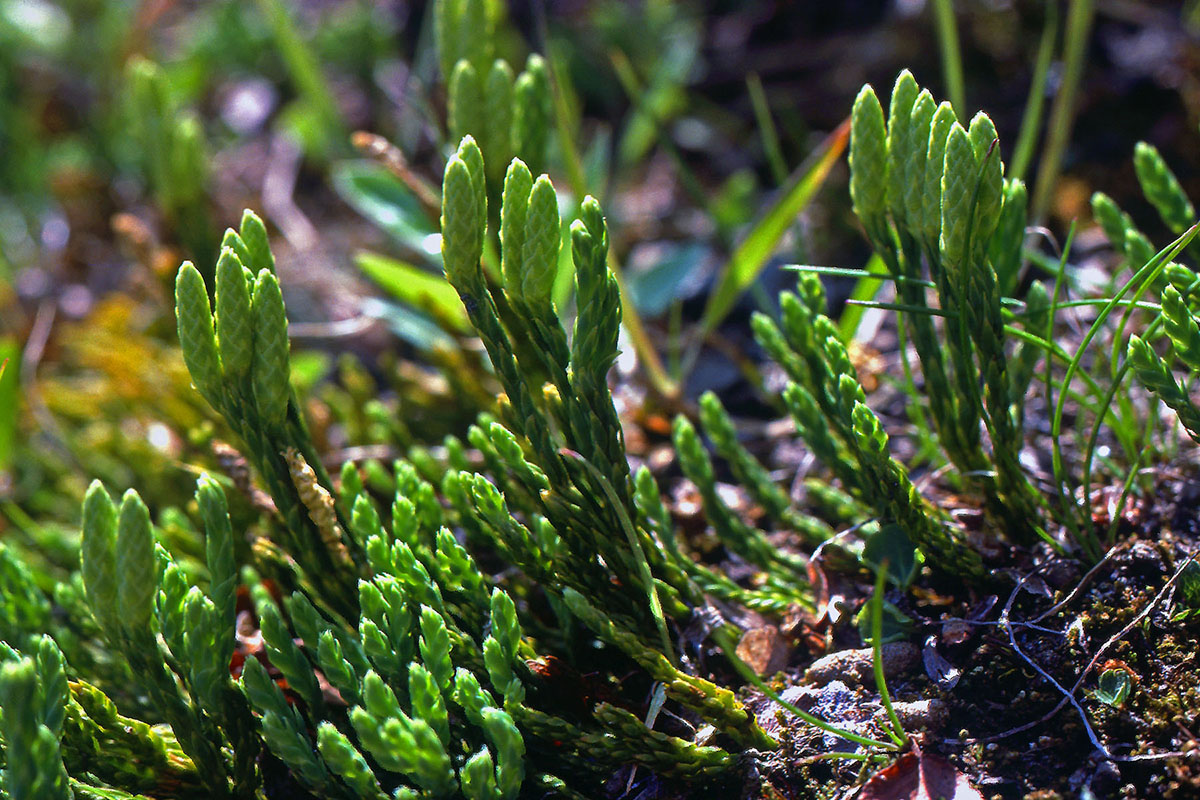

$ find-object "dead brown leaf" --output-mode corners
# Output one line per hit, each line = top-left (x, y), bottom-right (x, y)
(858, 746), (984, 800)
(736, 626), (790, 676)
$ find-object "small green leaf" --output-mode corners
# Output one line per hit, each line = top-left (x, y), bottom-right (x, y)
(514, 54), (551, 173)
(240, 209), (276, 274)
(903, 90), (937, 231)
(196, 474), (236, 649)
(333, 161), (438, 252)
(1134, 141), (1195, 234)
(626, 242), (707, 316)
(116, 490), (158, 632)
(441, 142), (487, 290)
(1172, 560), (1200, 621)
(855, 596), (911, 646)
(939, 121), (975, 267)
(500, 158), (534, 298)
(175, 261), (224, 405)
(1091, 191), (1132, 253)
(81, 481), (119, 634)
(483, 60), (516, 184)
(316, 722), (384, 799)
(885, 69), (919, 222)
(518, 174), (560, 308)
(921, 102), (957, 248)
(968, 111), (1004, 247)
(861, 523), (919, 589)
(460, 747), (498, 800)
(849, 84), (888, 231)
(354, 251), (470, 333)
(222, 228), (253, 267)
(251, 269), (291, 428)
(1095, 669), (1132, 707)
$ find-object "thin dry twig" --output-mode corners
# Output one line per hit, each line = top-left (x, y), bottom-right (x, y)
(322, 444), (403, 469)
(287, 313), (378, 340)
(19, 300), (76, 466)
(1032, 544), (1125, 623)
(998, 566), (1112, 759)
(1069, 551), (1197, 699)
(972, 549), (1199, 763)
(351, 131), (441, 217)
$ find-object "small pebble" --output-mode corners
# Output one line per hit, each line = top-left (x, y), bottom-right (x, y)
(756, 681), (874, 749)
(804, 641), (920, 687)
(873, 699), (949, 731)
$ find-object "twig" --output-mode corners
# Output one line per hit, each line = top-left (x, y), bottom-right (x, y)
(287, 314), (378, 340)
(1116, 749), (1192, 762)
(20, 300), (76, 466)
(1068, 551), (1197, 701)
(1032, 544), (1124, 623)
(351, 131), (441, 218)
(998, 567), (1112, 759)
(976, 549), (1198, 762)
(321, 445), (403, 469)
(1031, 0), (1096, 223)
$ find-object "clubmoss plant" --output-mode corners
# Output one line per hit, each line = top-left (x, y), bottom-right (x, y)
(8, 42), (1200, 795)
(127, 57), (217, 272)
(0, 142), (760, 798)
(175, 210), (363, 620)
(1, 111), (950, 793)
(1129, 275), (1200, 443)
(838, 71), (1200, 566)
(437, 0), (551, 190)
(841, 72), (1047, 551)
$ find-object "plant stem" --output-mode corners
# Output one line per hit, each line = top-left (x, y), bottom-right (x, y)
(721, 643), (897, 752)
(536, 34), (679, 400)
(1051, 224), (1197, 548)
(561, 450), (675, 665)
(609, 250), (679, 400)
(871, 563), (907, 747)
(254, 0), (345, 154)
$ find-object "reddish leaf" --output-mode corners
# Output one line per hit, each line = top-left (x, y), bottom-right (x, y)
(859, 747), (984, 800)
(858, 753), (919, 800)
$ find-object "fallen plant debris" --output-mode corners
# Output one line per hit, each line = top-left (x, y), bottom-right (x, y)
(857, 744), (984, 800)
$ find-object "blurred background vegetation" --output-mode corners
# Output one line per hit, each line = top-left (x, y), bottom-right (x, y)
(1, 0), (1199, 560)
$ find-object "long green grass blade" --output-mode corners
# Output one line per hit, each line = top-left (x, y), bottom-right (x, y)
(930, 0), (965, 117)
(254, 0), (346, 155)
(700, 119), (850, 336)
(1009, 1), (1058, 181)
(837, 254), (888, 340)
(788, 264), (935, 289)
(1051, 223), (1198, 535)
(1031, 0), (1096, 221)
(747, 73), (787, 184)
(870, 563), (907, 747)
